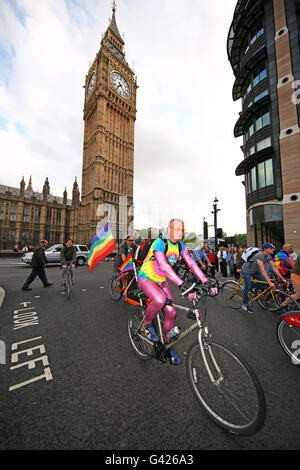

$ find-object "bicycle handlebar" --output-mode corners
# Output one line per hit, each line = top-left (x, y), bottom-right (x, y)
(180, 283), (197, 297)
(180, 280), (219, 298)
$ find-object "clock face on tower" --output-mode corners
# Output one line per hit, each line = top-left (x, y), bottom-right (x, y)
(110, 71), (131, 99)
(86, 72), (96, 98)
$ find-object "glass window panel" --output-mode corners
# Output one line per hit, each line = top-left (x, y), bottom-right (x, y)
(265, 159), (274, 186)
(249, 124), (254, 136)
(254, 90), (268, 102)
(258, 162), (266, 188)
(263, 112), (270, 126)
(251, 167), (257, 191)
(250, 146), (255, 155)
(253, 75), (260, 87)
(260, 69), (267, 80)
(256, 117), (262, 131)
(10, 204), (17, 221)
(257, 27), (264, 38)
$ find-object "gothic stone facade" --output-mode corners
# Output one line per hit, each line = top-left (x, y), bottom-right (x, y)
(0, 177), (79, 250)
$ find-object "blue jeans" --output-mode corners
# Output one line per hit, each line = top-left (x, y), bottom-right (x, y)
(228, 261), (234, 276)
(242, 269), (268, 307)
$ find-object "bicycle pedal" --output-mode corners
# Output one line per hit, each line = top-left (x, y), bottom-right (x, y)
(154, 343), (167, 364)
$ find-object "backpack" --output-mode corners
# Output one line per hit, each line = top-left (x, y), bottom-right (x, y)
(241, 247), (260, 264)
(134, 238), (182, 265)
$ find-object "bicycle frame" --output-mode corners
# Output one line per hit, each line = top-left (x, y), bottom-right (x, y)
(232, 278), (276, 304)
(153, 292), (223, 385)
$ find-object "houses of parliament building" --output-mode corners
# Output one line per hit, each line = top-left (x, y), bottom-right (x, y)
(0, 4), (137, 250)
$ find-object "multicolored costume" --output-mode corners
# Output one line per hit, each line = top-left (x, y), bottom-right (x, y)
(137, 238), (208, 342)
(273, 250), (294, 276)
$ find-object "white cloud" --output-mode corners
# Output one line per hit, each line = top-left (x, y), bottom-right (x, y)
(0, 0), (246, 237)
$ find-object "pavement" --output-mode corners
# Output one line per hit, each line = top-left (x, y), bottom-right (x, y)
(0, 257), (300, 450)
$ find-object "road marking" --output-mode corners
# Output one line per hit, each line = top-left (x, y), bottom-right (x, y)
(12, 307), (39, 330)
(9, 367), (53, 391)
(19, 302), (32, 307)
(11, 336), (42, 351)
(9, 336), (53, 391)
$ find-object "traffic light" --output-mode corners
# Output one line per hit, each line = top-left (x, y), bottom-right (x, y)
(217, 228), (223, 239)
(203, 221), (208, 239)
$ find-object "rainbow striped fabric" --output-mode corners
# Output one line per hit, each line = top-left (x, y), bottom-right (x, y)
(88, 223), (116, 272)
(117, 251), (134, 275)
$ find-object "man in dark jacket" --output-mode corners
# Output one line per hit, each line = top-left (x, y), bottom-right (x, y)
(21, 240), (53, 290)
(60, 239), (77, 286)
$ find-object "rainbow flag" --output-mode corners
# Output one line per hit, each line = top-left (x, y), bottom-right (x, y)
(117, 251), (134, 275)
(88, 223), (116, 272)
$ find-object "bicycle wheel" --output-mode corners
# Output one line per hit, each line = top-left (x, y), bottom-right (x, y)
(255, 288), (271, 311)
(128, 308), (155, 360)
(277, 314), (300, 365)
(66, 272), (71, 300)
(262, 290), (300, 312)
(186, 339), (266, 435)
(110, 275), (123, 301)
(221, 280), (243, 309)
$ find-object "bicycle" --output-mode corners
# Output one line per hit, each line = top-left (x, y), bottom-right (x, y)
(110, 273), (128, 301)
(220, 277), (300, 312)
(128, 281), (266, 435)
(277, 311), (300, 365)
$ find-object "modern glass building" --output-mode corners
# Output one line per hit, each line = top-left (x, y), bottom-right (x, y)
(227, 0), (300, 252)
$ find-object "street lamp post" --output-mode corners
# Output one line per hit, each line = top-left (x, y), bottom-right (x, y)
(211, 197), (220, 251)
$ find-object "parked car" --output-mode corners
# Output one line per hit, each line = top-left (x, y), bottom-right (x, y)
(21, 244), (89, 266)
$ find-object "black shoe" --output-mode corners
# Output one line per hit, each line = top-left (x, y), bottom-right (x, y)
(44, 283), (53, 288)
(21, 287), (32, 291)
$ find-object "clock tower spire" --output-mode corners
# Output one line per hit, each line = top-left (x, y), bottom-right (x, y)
(79, 4), (137, 246)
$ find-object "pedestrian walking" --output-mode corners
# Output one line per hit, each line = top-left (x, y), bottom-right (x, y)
(226, 248), (234, 277)
(290, 247), (298, 262)
(217, 246), (227, 277)
(208, 249), (216, 277)
(21, 240), (53, 291)
(232, 245), (239, 280)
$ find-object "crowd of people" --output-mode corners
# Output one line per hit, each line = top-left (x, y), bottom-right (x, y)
(191, 242), (298, 282)
(13, 244), (34, 252)
(16, 224), (300, 364)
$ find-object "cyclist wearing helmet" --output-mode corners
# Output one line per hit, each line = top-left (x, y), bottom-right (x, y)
(137, 219), (212, 365)
(241, 242), (286, 313)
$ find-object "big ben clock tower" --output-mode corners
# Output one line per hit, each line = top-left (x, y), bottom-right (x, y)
(79, 2), (137, 246)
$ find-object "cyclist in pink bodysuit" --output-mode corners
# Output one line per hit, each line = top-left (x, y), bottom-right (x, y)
(137, 219), (212, 365)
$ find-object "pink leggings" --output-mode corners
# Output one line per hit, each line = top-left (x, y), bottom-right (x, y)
(137, 277), (176, 342)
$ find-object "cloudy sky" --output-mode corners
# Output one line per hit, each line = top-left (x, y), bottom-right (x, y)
(0, 0), (245, 238)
